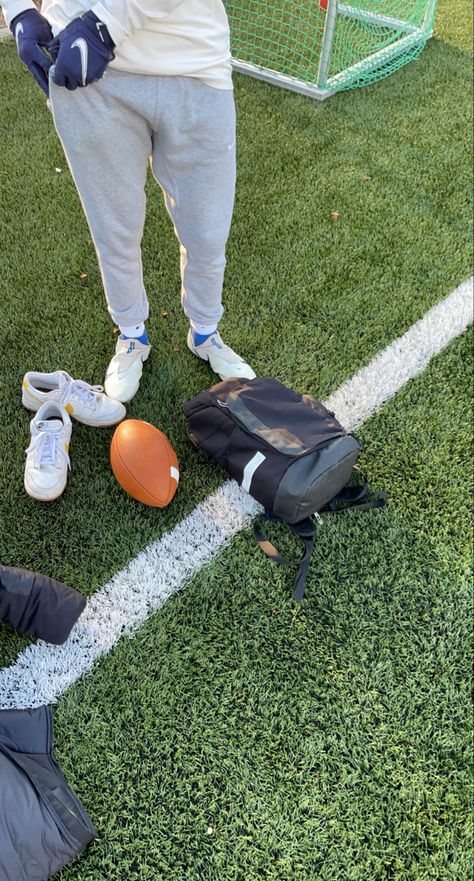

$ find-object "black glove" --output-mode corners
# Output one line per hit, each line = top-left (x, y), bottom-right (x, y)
(10, 8), (54, 95)
(48, 11), (115, 90)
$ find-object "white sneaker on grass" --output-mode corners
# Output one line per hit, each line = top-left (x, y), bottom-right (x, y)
(104, 337), (151, 403)
(187, 329), (256, 380)
(22, 370), (125, 427)
(24, 402), (72, 502)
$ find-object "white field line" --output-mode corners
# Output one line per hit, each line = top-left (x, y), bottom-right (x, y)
(1, 278), (472, 709)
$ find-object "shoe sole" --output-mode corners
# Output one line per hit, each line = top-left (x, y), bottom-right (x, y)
(71, 416), (125, 427)
(22, 397), (125, 427)
(22, 397), (45, 413)
(24, 478), (67, 502)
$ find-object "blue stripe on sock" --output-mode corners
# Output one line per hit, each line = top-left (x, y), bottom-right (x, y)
(193, 330), (217, 347)
(119, 330), (149, 345)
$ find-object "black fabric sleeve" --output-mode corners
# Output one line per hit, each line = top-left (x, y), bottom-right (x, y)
(0, 565), (86, 644)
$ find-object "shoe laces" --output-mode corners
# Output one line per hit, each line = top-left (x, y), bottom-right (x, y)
(26, 427), (71, 470)
(59, 375), (104, 410)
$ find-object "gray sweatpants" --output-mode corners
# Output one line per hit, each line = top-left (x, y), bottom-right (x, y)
(49, 70), (236, 330)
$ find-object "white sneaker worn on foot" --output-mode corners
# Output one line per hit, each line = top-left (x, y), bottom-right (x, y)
(24, 402), (72, 501)
(104, 337), (151, 403)
(187, 329), (256, 380)
(22, 370), (126, 427)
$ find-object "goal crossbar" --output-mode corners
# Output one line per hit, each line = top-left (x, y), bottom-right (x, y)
(337, 5), (421, 34)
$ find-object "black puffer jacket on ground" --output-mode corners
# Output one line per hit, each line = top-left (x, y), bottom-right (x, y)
(0, 706), (97, 880)
(0, 566), (86, 643)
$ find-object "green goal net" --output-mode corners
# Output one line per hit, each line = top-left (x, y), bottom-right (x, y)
(225, 0), (438, 99)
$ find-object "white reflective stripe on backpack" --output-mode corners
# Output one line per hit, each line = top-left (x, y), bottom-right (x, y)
(242, 451), (266, 492)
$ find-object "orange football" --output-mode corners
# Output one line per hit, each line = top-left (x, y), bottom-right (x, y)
(110, 419), (179, 507)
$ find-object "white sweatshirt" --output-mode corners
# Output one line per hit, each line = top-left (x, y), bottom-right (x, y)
(1, 0), (233, 89)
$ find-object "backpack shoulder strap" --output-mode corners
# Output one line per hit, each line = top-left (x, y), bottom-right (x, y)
(253, 515), (316, 603)
(289, 519), (315, 602)
(253, 486), (386, 602)
(323, 484), (387, 514)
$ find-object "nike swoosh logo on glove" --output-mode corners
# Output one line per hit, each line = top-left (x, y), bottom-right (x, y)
(71, 37), (88, 86)
(96, 21), (106, 43)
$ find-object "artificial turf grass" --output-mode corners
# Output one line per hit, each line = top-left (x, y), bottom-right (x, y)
(51, 325), (473, 881)
(0, 3), (472, 634)
(0, 0), (472, 620)
(0, 2), (471, 869)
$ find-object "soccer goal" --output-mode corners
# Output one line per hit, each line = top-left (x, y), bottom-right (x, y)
(226, 0), (438, 100)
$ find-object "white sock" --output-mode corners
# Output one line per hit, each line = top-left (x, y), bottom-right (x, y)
(119, 322), (146, 338)
(190, 321), (218, 336)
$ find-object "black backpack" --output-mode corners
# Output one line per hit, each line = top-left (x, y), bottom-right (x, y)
(184, 377), (386, 601)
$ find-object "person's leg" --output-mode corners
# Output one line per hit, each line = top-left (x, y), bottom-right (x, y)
(150, 77), (255, 379)
(49, 70), (153, 328)
(49, 70), (155, 399)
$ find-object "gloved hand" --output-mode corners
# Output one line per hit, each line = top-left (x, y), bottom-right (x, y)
(10, 8), (54, 95)
(48, 11), (115, 91)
